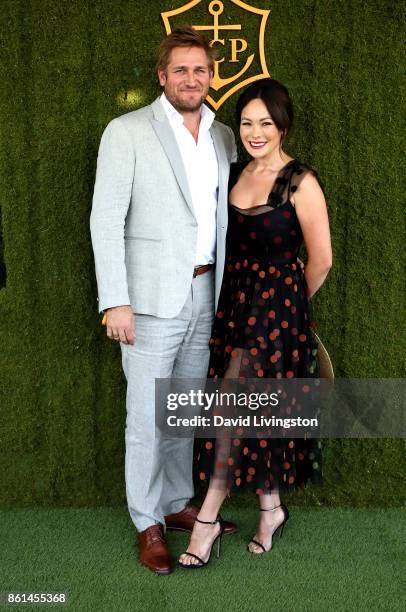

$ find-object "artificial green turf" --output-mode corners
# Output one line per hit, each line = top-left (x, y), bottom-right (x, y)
(1, 507), (404, 612)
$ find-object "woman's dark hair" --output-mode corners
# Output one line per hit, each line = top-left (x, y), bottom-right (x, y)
(236, 78), (294, 144)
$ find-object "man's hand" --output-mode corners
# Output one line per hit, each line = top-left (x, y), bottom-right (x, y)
(297, 257), (305, 271)
(105, 305), (135, 345)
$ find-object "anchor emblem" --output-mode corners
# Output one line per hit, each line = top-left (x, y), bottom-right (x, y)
(161, 0), (271, 110)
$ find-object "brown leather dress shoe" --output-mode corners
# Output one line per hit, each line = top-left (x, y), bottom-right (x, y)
(165, 504), (237, 535)
(138, 524), (171, 575)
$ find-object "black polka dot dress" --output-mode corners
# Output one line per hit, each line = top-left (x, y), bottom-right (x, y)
(196, 160), (323, 493)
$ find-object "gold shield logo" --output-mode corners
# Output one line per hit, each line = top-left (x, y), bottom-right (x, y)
(161, 0), (271, 110)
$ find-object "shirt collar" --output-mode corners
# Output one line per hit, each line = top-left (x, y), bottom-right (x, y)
(160, 92), (215, 133)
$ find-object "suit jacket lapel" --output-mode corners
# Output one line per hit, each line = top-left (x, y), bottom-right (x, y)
(210, 123), (228, 218)
(150, 98), (195, 218)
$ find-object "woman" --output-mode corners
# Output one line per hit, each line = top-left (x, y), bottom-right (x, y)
(179, 79), (332, 568)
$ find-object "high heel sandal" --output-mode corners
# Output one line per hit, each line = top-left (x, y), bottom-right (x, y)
(178, 515), (225, 569)
(247, 503), (289, 554)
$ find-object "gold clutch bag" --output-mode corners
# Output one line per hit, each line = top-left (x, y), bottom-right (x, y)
(312, 331), (334, 379)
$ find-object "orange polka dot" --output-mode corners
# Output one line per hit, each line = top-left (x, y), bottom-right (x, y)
(248, 467), (256, 475)
(250, 348), (258, 356)
(288, 476), (295, 484)
(217, 312), (224, 319)
(281, 320), (289, 329)
(292, 349), (299, 357)
(239, 292), (246, 303)
(286, 371), (294, 378)
(259, 271), (266, 278)
(262, 291), (269, 299)
(252, 263), (259, 271)
(227, 457), (234, 466)
(235, 262), (241, 270)
(257, 369), (264, 377)
(205, 441), (213, 450)
(259, 440), (267, 448)
(269, 288), (275, 297)
(288, 441), (295, 448)
(231, 350), (239, 358)
(283, 462), (291, 470)
(243, 447), (249, 455)
(299, 334), (307, 342)
(269, 266), (276, 274)
(233, 439), (241, 446)
(285, 277), (293, 285)
(236, 478), (241, 486)
(285, 298), (291, 307)
(270, 354), (278, 363)
(251, 453), (258, 460)
(248, 316), (256, 326)
(268, 310), (276, 319)
(199, 472), (206, 480)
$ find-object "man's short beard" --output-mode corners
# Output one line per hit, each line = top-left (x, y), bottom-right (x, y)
(166, 93), (205, 113)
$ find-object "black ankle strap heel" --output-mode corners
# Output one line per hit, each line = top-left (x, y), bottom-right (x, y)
(179, 515), (225, 569)
(195, 516), (221, 524)
(248, 504), (289, 553)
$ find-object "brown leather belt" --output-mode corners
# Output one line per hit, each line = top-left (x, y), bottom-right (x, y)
(193, 264), (213, 278)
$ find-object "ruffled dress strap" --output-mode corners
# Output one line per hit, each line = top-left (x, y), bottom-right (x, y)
(269, 160), (324, 207)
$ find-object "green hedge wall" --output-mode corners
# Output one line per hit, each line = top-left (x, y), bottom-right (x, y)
(0, 0), (404, 507)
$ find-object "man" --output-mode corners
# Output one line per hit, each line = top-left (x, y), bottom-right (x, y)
(90, 27), (237, 574)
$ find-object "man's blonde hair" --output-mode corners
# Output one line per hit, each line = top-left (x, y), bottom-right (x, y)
(156, 25), (216, 73)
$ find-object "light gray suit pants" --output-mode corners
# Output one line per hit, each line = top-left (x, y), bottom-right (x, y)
(120, 270), (214, 532)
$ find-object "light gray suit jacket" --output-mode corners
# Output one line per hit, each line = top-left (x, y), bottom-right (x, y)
(90, 97), (237, 317)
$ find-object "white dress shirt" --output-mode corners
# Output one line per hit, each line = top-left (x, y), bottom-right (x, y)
(161, 93), (219, 266)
